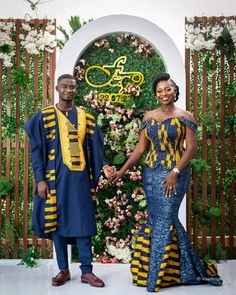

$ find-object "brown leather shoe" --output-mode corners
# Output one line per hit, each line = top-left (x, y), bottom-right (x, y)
(52, 269), (71, 286)
(81, 272), (105, 287)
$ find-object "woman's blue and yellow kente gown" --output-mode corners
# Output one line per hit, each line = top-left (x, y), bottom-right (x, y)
(130, 117), (223, 292)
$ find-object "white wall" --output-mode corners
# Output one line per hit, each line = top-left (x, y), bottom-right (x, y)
(1, 0), (236, 60)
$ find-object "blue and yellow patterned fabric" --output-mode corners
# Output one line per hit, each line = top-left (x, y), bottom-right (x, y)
(23, 105), (104, 239)
(131, 224), (181, 290)
(130, 117), (222, 292)
(141, 117), (197, 170)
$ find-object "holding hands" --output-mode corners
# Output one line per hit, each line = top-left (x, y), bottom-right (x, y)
(105, 164), (179, 199)
(108, 169), (124, 183)
(103, 165), (115, 179)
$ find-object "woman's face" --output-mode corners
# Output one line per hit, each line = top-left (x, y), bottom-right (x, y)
(155, 79), (176, 106)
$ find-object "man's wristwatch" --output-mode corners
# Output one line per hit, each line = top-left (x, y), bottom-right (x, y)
(172, 167), (180, 174)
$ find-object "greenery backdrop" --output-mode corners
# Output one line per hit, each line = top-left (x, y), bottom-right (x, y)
(73, 33), (165, 261)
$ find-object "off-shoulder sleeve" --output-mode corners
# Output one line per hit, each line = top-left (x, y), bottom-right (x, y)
(140, 120), (148, 131)
(179, 117), (198, 133)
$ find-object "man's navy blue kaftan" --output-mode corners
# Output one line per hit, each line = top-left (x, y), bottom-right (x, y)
(23, 105), (104, 240)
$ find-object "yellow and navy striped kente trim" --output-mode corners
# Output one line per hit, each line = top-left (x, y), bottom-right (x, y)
(41, 106), (58, 234)
(86, 113), (96, 135)
(131, 224), (181, 291)
(154, 225), (180, 291)
(42, 106), (56, 141)
(203, 262), (218, 277)
(131, 225), (151, 287)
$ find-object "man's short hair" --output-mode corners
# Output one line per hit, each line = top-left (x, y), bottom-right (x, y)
(57, 74), (76, 83)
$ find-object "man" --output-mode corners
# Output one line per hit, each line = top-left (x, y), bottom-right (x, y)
(24, 74), (112, 287)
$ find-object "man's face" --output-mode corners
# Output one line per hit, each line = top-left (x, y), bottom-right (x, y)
(56, 78), (76, 102)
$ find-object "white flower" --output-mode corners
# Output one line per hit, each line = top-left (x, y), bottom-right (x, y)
(185, 24), (195, 34)
(139, 199), (147, 208)
(24, 43), (39, 54)
(30, 30), (38, 37)
(185, 18), (236, 51)
(194, 27), (201, 34)
(22, 23), (31, 31)
(228, 19), (236, 29)
(46, 21), (55, 32)
(204, 39), (215, 50)
(79, 59), (86, 65)
(106, 244), (132, 263)
(0, 22), (15, 67)
(186, 17), (195, 23)
(21, 21), (56, 55)
(211, 25), (223, 39)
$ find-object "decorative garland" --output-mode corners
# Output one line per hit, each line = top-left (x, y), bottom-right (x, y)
(19, 20), (56, 54)
(0, 22), (15, 67)
(185, 18), (236, 63)
(0, 19), (56, 67)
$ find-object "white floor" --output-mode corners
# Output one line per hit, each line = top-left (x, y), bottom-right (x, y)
(0, 260), (235, 295)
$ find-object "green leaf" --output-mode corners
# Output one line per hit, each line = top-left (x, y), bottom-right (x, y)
(209, 207), (222, 218)
(20, 246), (40, 268)
(0, 178), (13, 196)
(0, 44), (12, 54)
(57, 25), (70, 40)
(124, 98), (135, 109)
(56, 16), (91, 49)
(112, 153), (126, 164)
(191, 158), (210, 173)
(11, 68), (29, 90)
(69, 16), (83, 33)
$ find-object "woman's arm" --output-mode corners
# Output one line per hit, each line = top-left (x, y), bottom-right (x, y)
(164, 118), (197, 196)
(109, 129), (148, 182)
(173, 125), (197, 171)
(174, 111), (197, 171)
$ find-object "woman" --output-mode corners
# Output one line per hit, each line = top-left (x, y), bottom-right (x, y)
(109, 73), (222, 292)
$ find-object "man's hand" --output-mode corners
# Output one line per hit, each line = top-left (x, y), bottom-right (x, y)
(37, 181), (49, 199)
(103, 165), (114, 179)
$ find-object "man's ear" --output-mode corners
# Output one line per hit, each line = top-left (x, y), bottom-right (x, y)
(55, 85), (58, 92)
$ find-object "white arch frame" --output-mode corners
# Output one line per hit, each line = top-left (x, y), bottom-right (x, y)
(55, 14), (186, 227)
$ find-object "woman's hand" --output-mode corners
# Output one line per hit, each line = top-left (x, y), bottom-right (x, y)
(162, 171), (178, 197)
(109, 169), (125, 183)
(37, 180), (49, 199)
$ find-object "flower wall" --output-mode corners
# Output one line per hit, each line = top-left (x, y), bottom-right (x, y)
(74, 33), (165, 262)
